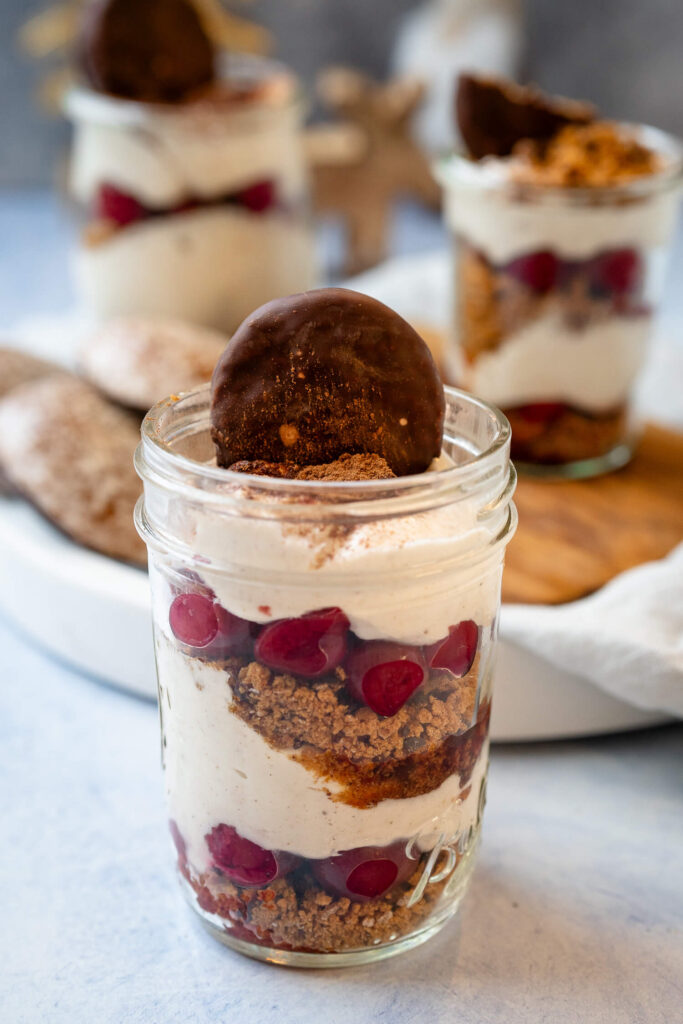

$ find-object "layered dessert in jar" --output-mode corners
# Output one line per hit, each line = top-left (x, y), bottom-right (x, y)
(135, 287), (516, 965)
(65, 0), (314, 330)
(438, 74), (683, 474)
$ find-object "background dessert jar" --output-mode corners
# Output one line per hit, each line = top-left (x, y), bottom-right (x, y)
(135, 383), (516, 966)
(64, 57), (315, 330)
(437, 124), (683, 476)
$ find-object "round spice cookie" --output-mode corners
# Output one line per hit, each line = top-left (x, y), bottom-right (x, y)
(0, 346), (65, 400)
(0, 376), (145, 565)
(79, 0), (215, 103)
(210, 288), (445, 477)
(80, 317), (228, 412)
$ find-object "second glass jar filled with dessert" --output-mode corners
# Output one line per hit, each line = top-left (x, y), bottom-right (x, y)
(439, 119), (683, 476)
(65, 56), (315, 331)
(135, 382), (516, 966)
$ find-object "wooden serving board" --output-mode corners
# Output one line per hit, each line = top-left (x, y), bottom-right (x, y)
(502, 423), (683, 606)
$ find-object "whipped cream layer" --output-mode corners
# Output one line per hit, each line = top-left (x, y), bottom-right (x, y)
(441, 160), (681, 264)
(75, 207), (315, 331)
(66, 84), (307, 208)
(172, 476), (503, 646)
(158, 640), (488, 866)
(453, 313), (651, 412)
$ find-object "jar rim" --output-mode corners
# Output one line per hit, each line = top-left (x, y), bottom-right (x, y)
(63, 54), (303, 128)
(135, 383), (514, 524)
(435, 122), (683, 203)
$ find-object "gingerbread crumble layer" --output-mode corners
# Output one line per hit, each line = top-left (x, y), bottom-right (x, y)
(510, 122), (664, 187)
(185, 858), (452, 953)
(216, 654), (482, 807)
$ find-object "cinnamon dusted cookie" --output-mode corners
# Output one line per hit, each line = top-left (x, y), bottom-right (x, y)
(0, 376), (145, 565)
(211, 288), (444, 477)
(80, 317), (228, 412)
(0, 346), (64, 400)
(79, 0), (215, 103)
(456, 73), (594, 160)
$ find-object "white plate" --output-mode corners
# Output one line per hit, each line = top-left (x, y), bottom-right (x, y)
(0, 496), (668, 740)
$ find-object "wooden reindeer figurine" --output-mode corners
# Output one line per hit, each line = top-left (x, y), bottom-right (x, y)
(307, 68), (441, 275)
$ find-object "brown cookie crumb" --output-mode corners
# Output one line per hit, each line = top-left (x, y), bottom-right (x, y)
(229, 452), (396, 482)
(296, 453), (395, 481)
(511, 122), (664, 187)
(187, 859), (452, 953)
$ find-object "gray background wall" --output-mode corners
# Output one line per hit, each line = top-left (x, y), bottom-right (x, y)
(2, 0), (683, 186)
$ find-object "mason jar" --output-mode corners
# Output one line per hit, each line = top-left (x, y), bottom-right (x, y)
(64, 56), (315, 331)
(437, 125), (683, 477)
(134, 383), (516, 966)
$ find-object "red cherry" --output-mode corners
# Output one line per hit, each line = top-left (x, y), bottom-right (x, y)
(345, 641), (426, 716)
(313, 842), (414, 902)
(205, 824), (299, 887)
(255, 608), (349, 678)
(426, 620), (480, 677)
(236, 179), (277, 213)
(505, 402), (567, 445)
(204, 604), (253, 658)
(169, 593), (218, 648)
(96, 183), (147, 226)
(590, 248), (641, 296)
(506, 250), (558, 293)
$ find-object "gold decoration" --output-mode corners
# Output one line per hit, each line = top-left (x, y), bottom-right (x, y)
(306, 68), (441, 276)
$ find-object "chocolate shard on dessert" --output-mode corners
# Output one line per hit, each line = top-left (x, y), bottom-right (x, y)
(211, 287), (444, 477)
(78, 0), (215, 103)
(456, 72), (595, 160)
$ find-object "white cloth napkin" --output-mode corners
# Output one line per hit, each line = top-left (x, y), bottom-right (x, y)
(350, 252), (683, 719)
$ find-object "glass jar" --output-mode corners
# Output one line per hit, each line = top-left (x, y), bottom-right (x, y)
(64, 56), (315, 331)
(135, 383), (516, 967)
(437, 126), (683, 477)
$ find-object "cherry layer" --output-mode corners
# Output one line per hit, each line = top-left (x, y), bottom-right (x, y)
(200, 822), (416, 901)
(169, 580), (480, 713)
(95, 179), (279, 227)
(498, 246), (644, 302)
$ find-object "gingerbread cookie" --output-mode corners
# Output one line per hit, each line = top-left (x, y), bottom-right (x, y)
(0, 346), (64, 400)
(211, 288), (444, 477)
(456, 73), (594, 160)
(79, 0), (215, 103)
(80, 317), (228, 412)
(0, 376), (145, 565)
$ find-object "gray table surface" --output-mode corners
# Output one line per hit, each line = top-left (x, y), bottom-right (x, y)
(1, 190), (682, 1024)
